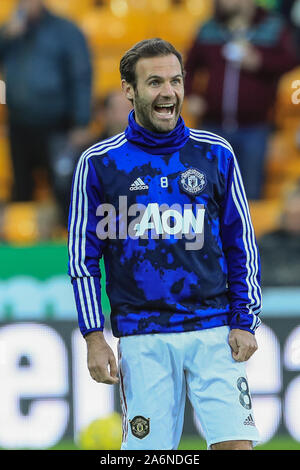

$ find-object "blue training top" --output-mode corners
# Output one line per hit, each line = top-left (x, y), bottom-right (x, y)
(68, 111), (262, 338)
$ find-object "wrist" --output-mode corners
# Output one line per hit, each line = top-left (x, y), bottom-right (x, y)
(230, 325), (255, 335)
(84, 330), (105, 343)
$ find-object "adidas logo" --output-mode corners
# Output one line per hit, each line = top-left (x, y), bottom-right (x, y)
(129, 178), (149, 191)
(243, 414), (255, 426)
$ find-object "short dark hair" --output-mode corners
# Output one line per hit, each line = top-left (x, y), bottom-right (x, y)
(119, 38), (184, 89)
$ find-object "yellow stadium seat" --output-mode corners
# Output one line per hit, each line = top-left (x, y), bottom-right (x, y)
(264, 128), (300, 200)
(266, 130), (300, 178)
(0, 135), (13, 201)
(284, 159), (300, 180)
(263, 174), (300, 200)
(2, 200), (61, 243)
(45, 0), (94, 21)
(80, 7), (149, 53)
(0, 0), (17, 25)
(249, 199), (282, 238)
(275, 66), (300, 132)
(2, 202), (39, 244)
(80, 8), (126, 50)
(0, 0), (94, 24)
(150, 3), (212, 52)
(93, 54), (123, 96)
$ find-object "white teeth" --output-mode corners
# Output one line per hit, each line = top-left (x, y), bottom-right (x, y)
(156, 104), (174, 107)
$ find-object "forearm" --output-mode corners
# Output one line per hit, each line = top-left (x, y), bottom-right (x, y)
(225, 256), (261, 333)
(71, 276), (105, 337)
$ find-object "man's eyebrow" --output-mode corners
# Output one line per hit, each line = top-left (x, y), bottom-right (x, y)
(146, 73), (183, 81)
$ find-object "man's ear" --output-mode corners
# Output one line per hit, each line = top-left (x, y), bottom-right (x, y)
(121, 79), (134, 103)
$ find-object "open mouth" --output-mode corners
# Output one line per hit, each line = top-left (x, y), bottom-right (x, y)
(154, 103), (175, 117)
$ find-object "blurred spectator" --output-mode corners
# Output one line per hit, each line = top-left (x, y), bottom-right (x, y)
(277, 0), (300, 59)
(258, 183), (300, 286)
(0, 0), (92, 225)
(95, 90), (133, 141)
(71, 90), (133, 152)
(52, 90), (132, 223)
(184, 0), (299, 200)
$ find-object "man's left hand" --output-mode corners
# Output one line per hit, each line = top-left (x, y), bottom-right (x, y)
(229, 328), (258, 362)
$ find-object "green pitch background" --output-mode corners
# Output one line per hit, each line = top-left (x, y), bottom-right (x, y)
(48, 436), (300, 450)
(1, 435), (300, 450)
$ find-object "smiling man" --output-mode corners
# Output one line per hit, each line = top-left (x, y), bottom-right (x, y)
(68, 38), (262, 451)
(122, 53), (184, 133)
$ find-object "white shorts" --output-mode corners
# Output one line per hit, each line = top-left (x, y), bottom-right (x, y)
(118, 326), (260, 450)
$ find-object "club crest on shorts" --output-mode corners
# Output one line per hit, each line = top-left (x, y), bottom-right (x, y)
(179, 168), (207, 196)
(129, 416), (150, 439)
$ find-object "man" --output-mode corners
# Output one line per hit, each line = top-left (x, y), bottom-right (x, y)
(184, 0), (298, 200)
(68, 38), (261, 450)
(0, 0), (92, 224)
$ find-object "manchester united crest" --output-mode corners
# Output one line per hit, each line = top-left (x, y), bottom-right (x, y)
(129, 416), (150, 439)
(179, 168), (206, 196)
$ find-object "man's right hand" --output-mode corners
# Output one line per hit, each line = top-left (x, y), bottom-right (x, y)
(85, 331), (119, 385)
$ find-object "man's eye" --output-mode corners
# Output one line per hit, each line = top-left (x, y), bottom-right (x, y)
(149, 80), (159, 86)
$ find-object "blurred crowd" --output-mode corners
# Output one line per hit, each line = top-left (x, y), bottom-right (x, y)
(0, 0), (299, 288)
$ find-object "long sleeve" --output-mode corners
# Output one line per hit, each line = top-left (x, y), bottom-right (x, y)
(68, 150), (106, 336)
(220, 151), (262, 334)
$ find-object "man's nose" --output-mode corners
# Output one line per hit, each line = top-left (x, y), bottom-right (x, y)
(160, 81), (176, 97)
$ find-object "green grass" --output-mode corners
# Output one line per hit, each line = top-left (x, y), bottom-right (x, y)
(3, 435), (299, 451)
(178, 435), (300, 450)
(46, 435), (300, 451)
(256, 437), (300, 450)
